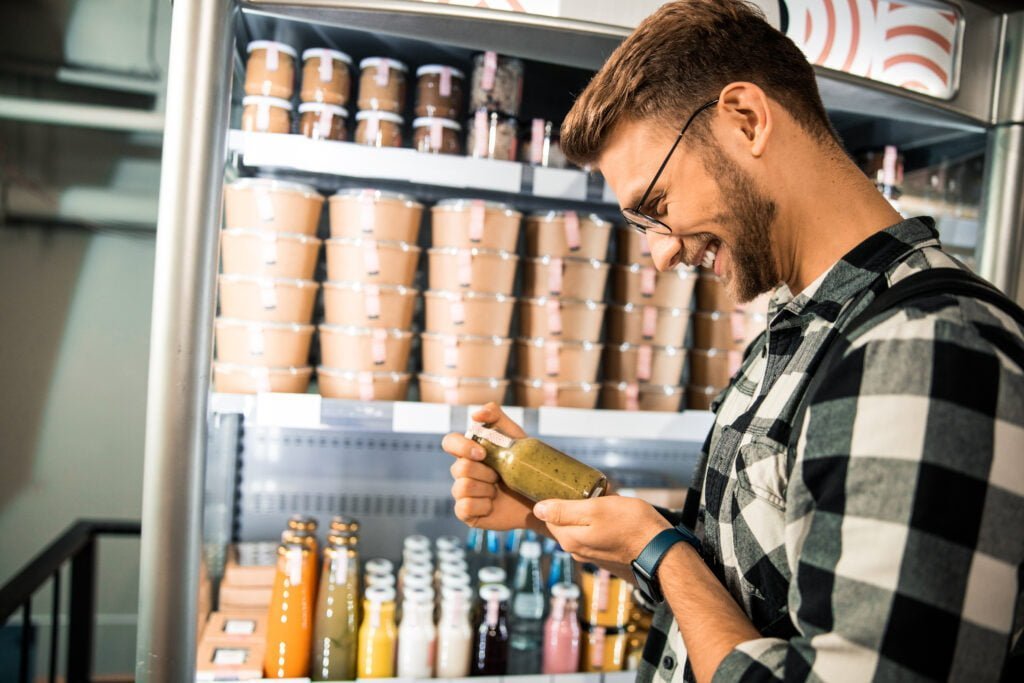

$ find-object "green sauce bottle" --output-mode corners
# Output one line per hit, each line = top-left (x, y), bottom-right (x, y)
(467, 425), (608, 502)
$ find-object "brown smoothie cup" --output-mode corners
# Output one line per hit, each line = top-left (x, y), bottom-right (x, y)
(430, 199), (521, 251)
(518, 298), (606, 343)
(213, 363), (312, 394)
(418, 374), (509, 406)
(241, 96), (293, 134)
(606, 303), (690, 347)
(220, 229), (321, 280)
(421, 332), (512, 378)
(688, 348), (744, 388)
(317, 367), (410, 401)
(692, 311), (767, 351)
(318, 324), (413, 373)
(217, 275), (319, 323)
(300, 48), (352, 105)
(223, 178), (324, 234)
(600, 382), (684, 412)
(244, 41), (297, 99)
(603, 342), (686, 385)
(325, 238), (421, 286)
(424, 290), (515, 337)
(215, 318), (314, 366)
(512, 378), (600, 409)
(514, 337), (603, 383)
(610, 263), (698, 308)
(686, 384), (720, 411)
(521, 256), (609, 301)
(427, 247), (518, 295)
(328, 189), (423, 242)
(524, 211), (612, 260)
(322, 281), (419, 329)
(615, 226), (654, 266)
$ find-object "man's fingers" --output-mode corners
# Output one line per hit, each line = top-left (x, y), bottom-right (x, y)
(471, 402), (527, 439)
(533, 499), (591, 527)
(441, 432), (486, 461)
(452, 478), (497, 500)
(450, 458), (500, 484)
(454, 497), (493, 523)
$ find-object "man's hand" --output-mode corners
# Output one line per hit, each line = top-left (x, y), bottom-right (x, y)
(533, 494), (672, 578)
(441, 402), (540, 532)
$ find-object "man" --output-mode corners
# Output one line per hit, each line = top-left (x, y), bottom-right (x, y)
(442, 1), (1023, 680)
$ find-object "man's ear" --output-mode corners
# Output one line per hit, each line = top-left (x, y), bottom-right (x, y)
(717, 82), (772, 158)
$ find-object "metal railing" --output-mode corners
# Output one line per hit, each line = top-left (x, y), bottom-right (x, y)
(0, 519), (141, 683)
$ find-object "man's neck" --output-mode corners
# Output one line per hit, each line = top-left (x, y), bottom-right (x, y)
(775, 146), (904, 295)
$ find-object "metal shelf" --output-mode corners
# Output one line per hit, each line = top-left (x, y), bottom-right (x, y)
(228, 131), (621, 217)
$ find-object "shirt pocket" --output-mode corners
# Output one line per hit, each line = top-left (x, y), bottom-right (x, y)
(734, 435), (790, 510)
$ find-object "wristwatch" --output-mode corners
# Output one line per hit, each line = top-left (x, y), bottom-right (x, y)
(631, 526), (702, 604)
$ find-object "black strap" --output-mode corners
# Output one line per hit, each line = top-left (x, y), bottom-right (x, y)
(789, 268), (1024, 458)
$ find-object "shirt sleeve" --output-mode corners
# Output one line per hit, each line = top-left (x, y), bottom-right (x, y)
(713, 312), (1024, 681)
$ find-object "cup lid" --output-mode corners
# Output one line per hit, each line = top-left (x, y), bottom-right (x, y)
(403, 535), (431, 552)
(416, 64), (466, 79)
(241, 95), (293, 110)
(424, 289), (514, 303)
(331, 187), (421, 206)
(318, 323), (413, 338)
(516, 336), (601, 351)
(515, 377), (598, 392)
(428, 246), (517, 260)
(359, 56), (408, 72)
(297, 102), (349, 117)
(477, 566), (506, 584)
(403, 586), (435, 604)
(214, 362), (312, 376)
(227, 176), (319, 196)
(615, 302), (686, 316)
(316, 367), (410, 382)
(221, 227), (321, 244)
(218, 273), (319, 288)
(441, 584), (474, 602)
(246, 40), (297, 58)
(604, 381), (683, 396)
(418, 374), (508, 388)
(302, 47), (352, 64)
(326, 237), (421, 252)
(432, 198), (519, 215)
(355, 110), (404, 124)
(215, 318), (314, 333)
(412, 116), (462, 131)
(521, 296), (603, 310)
(528, 255), (607, 269)
(528, 210), (611, 226)
(323, 281), (418, 295)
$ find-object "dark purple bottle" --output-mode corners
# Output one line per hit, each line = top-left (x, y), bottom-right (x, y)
(471, 583), (511, 675)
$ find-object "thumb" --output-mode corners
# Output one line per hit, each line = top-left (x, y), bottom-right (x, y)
(534, 499), (590, 527)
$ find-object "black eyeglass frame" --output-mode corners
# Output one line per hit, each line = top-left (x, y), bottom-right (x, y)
(621, 98), (720, 235)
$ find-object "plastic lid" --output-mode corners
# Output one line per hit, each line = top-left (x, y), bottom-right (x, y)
(404, 535), (431, 552)
(323, 281), (418, 295)
(227, 177), (318, 196)
(424, 290), (513, 303)
(365, 558), (394, 575)
(416, 64), (466, 79)
(412, 116), (462, 131)
(324, 237), (421, 252)
(213, 362), (311, 376)
(218, 273), (319, 288)
(418, 373), (509, 388)
(604, 381), (682, 396)
(366, 573), (396, 588)
(221, 228), (321, 244)
(433, 198), (517, 214)
(403, 547), (433, 563)
(302, 47), (352, 64)
(317, 366), (411, 382)
(516, 337), (600, 351)
(355, 110), (404, 124)
(478, 566), (507, 585)
(246, 40), (297, 58)
(528, 255), (606, 269)
(436, 536), (462, 552)
(215, 318), (314, 333)
(479, 583), (511, 601)
(551, 582), (581, 599)
(365, 585), (397, 603)
(359, 56), (408, 72)
(403, 586), (435, 604)
(298, 102), (349, 117)
(330, 187), (421, 206)
(616, 302), (685, 316)
(519, 540), (541, 560)
(317, 324), (413, 339)
(441, 572), (471, 589)
(241, 95), (293, 110)
(438, 547), (466, 563)
(514, 377), (598, 392)
(440, 559), (468, 574)
(427, 246), (517, 260)
(528, 210), (610, 226)
(522, 296), (602, 310)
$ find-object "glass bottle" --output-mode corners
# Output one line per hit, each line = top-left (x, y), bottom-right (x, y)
(286, 514), (320, 553)
(503, 529), (523, 576)
(330, 515), (360, 536)
(467, 528), (486, 580)
(310, 534), (360, 681)
(357, 586), (398, 678)
(547, 547), (574, 591)
(508, 540), (545, 674)
(436, 584), (474, 678)
(397, 586), (437, 678)
(264, 536), (315, 678)
(467, 424), (608, 502)
(542, 582), (581, 674)
(471, 584), (511, 675)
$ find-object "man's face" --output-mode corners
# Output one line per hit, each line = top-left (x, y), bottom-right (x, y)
(599, 117), (780, 303)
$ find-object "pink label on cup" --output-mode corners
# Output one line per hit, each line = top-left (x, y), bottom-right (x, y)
(547, 258), (563, 296)
(266, 46), (279, 72)
(641, 305), (658, 340)
(544, 342), (561, 377)
(443, 335), (459, 369)
(256, 103), (271, 132)
(439, 67), (452, 97)
(530, 118), (544, 164)
(371, 328), (388, 365)
(364, 283), (381, 321)
(640, 232), (651, 256)
(442, 376), (458, 405)
(564, 211), (581, 252)
(625, 382), (640, 411)
(362, 239), (381, 276)
(482, 51), (497, 91)
(637, 344), (653, 381)
(317, 109), (333, 139)
(546, 299), (563, 336)
(449, 293), (466, 326)
(473, 110), (487, 157)
(375, 62), (389, 86)
(260, 235), (278, 265)
(259, 281), (278, 309)
(640, 266), (656, 297)
(469, 200), (485, 243)
(543, 381), (559, 406)
(358, 371), (375, 401)
(318, 54), (333, 82)
(248, 327), (265, 356)
(364, 115), (380, 145)
(457, 250), (473, 288)
(590, 626), (606, 668)
(430, 121), (444, 150)
(360, 201), (375, 234)
(728, 350), (742, 375)
(730, 312), (746, 343)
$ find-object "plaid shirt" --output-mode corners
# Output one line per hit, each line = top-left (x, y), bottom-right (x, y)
(638, 217), (1024, 682)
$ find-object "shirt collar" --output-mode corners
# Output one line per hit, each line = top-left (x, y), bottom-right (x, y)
(767, 216), (941, 324)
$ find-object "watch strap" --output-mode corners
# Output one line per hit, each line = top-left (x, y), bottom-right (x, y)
(635, 526), (702, 584)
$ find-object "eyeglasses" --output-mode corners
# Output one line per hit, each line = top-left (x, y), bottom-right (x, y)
(621, 98), (719, 235)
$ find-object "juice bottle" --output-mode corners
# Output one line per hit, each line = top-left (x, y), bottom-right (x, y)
(397, 586), (437, 678)
(264, 537), (315, 678)
(357, 586), (398, 678)
(310, 534), (360, 681)
(471, 584), (510, 675)
(435, 584), (474, 678)
(542, 582), (581, 674)
(508, 540), (544, 674)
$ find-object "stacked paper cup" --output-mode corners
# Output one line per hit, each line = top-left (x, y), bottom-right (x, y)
(602, 227), (697, 411)
(688, 271), (770, 410)
(320, 189), (423, 401)
(215, 178), (324, 393)
(421, 199), (521, 404)
(515, 211), (611, 408)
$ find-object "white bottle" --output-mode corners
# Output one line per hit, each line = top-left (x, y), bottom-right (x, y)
(397, 586), (437, 678)
(435, 584), (474, 678)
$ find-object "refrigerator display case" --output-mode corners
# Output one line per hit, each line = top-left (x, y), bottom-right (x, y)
(135, 1), (1024, 681)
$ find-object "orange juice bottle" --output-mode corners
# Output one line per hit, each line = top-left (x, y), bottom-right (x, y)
(264, 535), (316, 678)
(357, 586), (398, 678)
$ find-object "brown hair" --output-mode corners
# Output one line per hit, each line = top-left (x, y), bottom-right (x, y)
(560, 0), (837, 165)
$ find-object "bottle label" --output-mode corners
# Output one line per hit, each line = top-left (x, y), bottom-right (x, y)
(467, 424), (513, 449)
(640, 232), (651, 256)
(266, 46), (279, 72)
(376, 62), (390, 86)
(444, 335), (459, 369)
(590, 626), (606, 668)
(473, 110), (488, 157)
(530, 118), (544, 165)
(442, 376), (459, 405)
(625, 382), (640, 411)
(430, 121), (444, 151)
(485, 598), (500, 628)
(259, 280), (278, 310)
(731, 312), (746, 344)
(596, 569), (611, 611)
(360, 194), (376, 234)
(247, 327), (265, 357)
(543, 381), (559, 406)
(440, 66), (452, 97)
(286, 548), (303, 585)
(544, 340), (561, 377)
(482, 51), (497, 91)
(256, 102), (271, 132)
(254, 366), (272, 393)
(256, 192), (275, 222)
(318, 54), (333, 82)
(365, 115), (380, 145)
(317, 109), (333, 140)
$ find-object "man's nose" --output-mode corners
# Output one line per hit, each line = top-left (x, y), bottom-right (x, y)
(646, 232), (680, 272)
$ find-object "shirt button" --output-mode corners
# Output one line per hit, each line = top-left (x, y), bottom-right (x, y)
(662, 655), (676, 670)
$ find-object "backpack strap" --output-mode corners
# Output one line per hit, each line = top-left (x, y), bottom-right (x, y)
(788, 268), (1024, 458)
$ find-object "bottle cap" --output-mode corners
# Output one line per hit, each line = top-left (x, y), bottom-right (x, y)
(436, 535), (462, 552)
(288, 514), (318, 530)
(365, 585), (396, 603)
(519, 540), (541, 560)
(440, 559), (468, 575)
(479, 583), (511, 602)
(478, 566), (507, 585)
(438, 548), (466, 564)
(365, 558), (394, 575)
(440, 572), (471, 589)
(402, 572), (433, 590)
(403, 559), (434, 575)
(366, 573), (396, 588)
(551, 582), (581, 599)
(404, 534), (431, 552)
(403, 548), (433, 566)
(330, 515), (360, 533)
(403, 586), (435, 604)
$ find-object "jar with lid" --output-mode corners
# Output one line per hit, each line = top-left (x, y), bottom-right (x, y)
(241, 96), (292, 134)
(466, 424), (607, 502)
(415, 65), (465, 119)
(469, 51), (524, 115)
(355, 111), (404, 147)
(301, 48), (353, 105)
(298, 103), (348, 141)
(520, 118), (569, 168)
(245, 40), (297, 99)
(358, 57), (408, 113)
(412, 117), (462, 155)
(467, 109), (518, 161)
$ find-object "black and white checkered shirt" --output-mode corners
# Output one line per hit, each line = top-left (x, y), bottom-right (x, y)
(639, 217), (1024, 681)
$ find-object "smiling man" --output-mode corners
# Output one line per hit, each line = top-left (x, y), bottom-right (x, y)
(442, 1), (1024, 681)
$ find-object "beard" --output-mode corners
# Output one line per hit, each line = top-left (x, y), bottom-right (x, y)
(699, 140), (780, 303)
